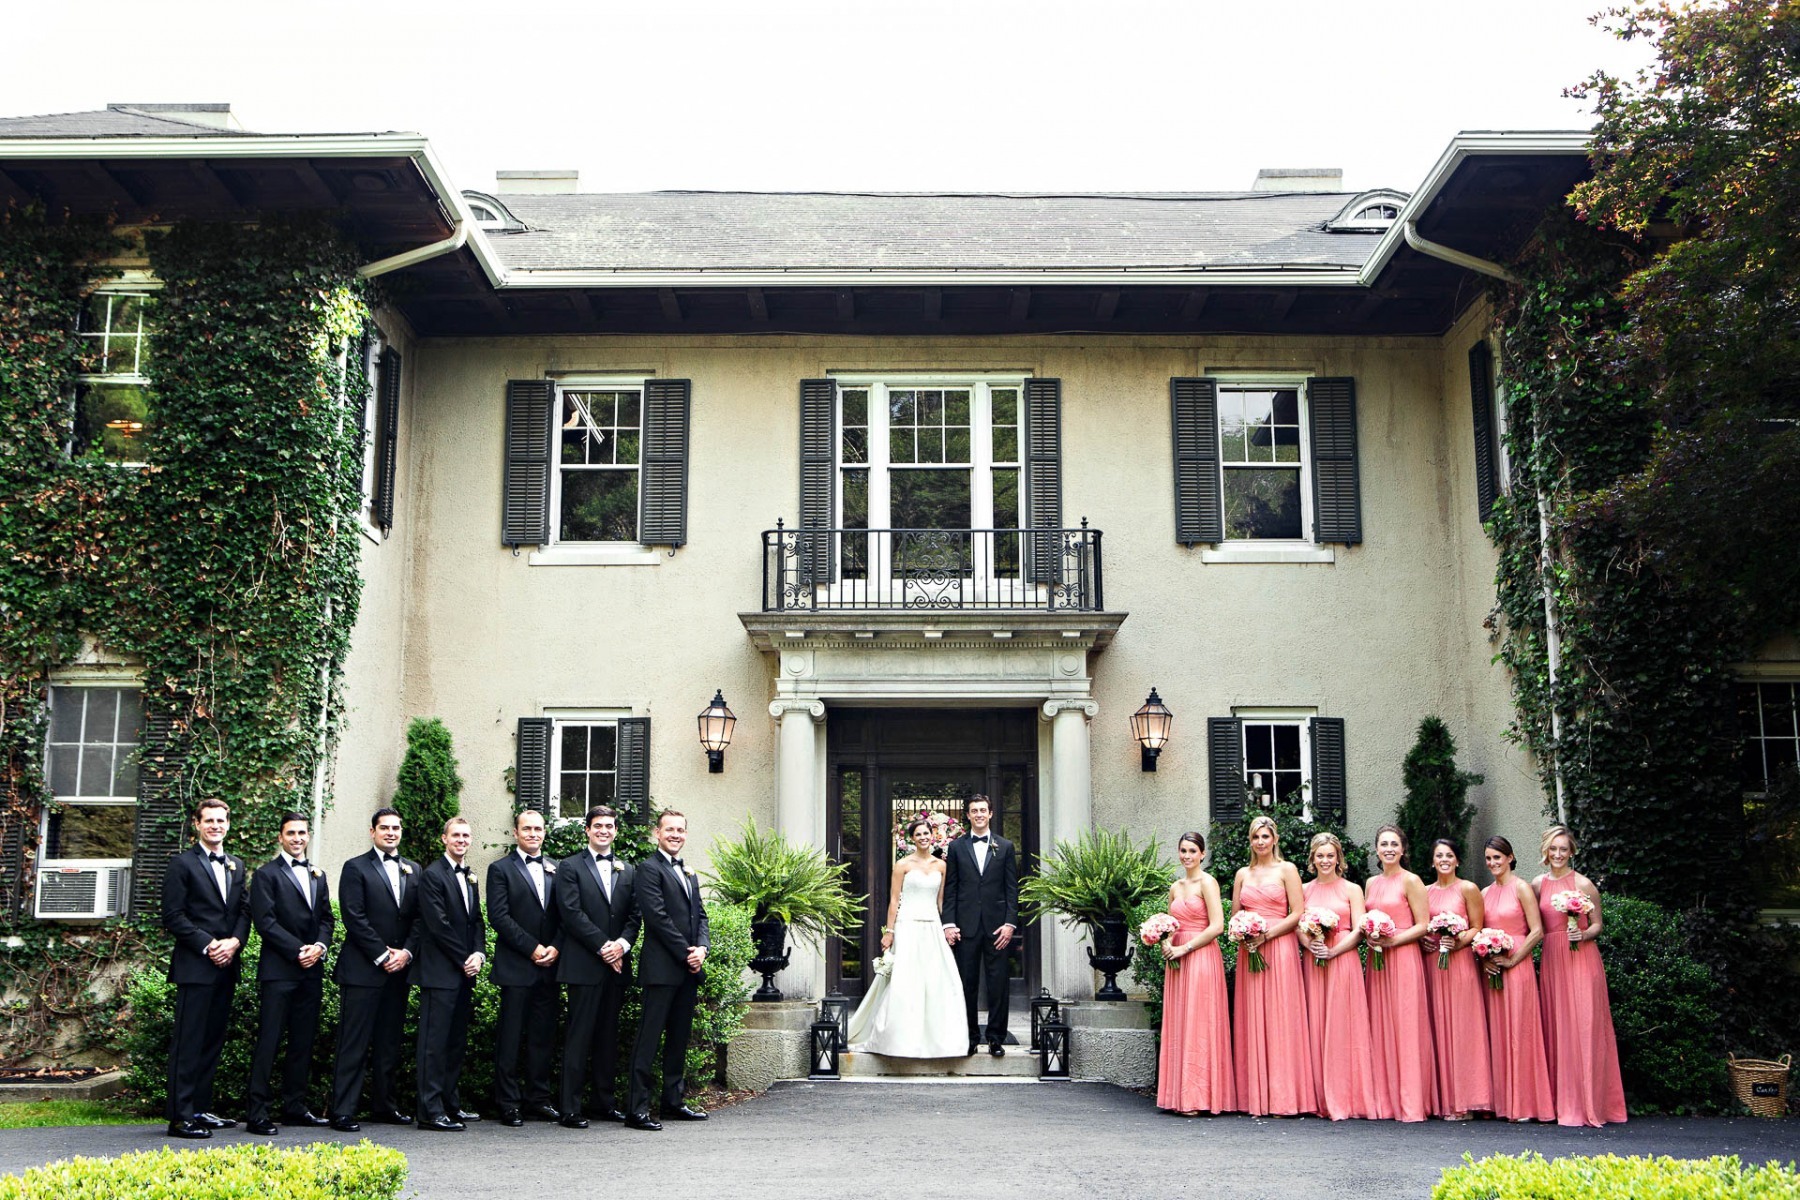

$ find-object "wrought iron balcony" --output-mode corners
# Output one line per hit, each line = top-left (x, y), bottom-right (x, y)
(760, 522), (1103, 612)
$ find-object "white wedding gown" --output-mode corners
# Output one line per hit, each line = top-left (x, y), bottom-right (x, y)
(845, 865), (968, 1057)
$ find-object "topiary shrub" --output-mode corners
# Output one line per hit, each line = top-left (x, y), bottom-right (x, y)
(391, 718), (463, 866)
(1433, 1152), (1800, 1199)
(1393, 716), (1483, 877)
(1601, 895), (1728, 1112)
(0, 1142), (406, 1200)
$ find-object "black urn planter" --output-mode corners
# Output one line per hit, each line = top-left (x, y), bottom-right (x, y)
(1085, 916), (1133, 1001)
(749, 917), (791, 1002)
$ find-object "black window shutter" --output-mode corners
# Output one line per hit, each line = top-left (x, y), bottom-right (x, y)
(640, 379), (692, 547)
(1308, 376), (1362, 545)
(0, 771), (23, 922)
(1469, 343), (1499, 524)
(1171, 378), (1224, 545)
(373, 347), (402, 532)
(129, 707), (188, 917)
(502, 380), (554, 547)
(515, 717), (553, 815)
(798, 379), (837, 585)
(1024, 378), (1064, 584)
(1310, 717), (1347, 824)
(1207, 716), (1246, 824)
(616, 717), (651, 819)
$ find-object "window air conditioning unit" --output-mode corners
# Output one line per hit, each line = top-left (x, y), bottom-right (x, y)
(34, 861), (131, 920)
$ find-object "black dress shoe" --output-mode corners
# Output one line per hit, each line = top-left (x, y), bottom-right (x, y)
(245, 1118), (279, 1136)
(558, 1114), (590, 1129)
(329, 1117), (362, 1132)
(167, 1120), (212, 1139)
(419, 1115), (465, 1132)
(283, 1109), (332, 1127)
(193, 1112), (235, 1130)
(371, 1108), (413, 1125)
(454, 1109), (482, 1123)
(624, 1113), (662, 1131)
(527, 1103), (562, 1122)
(500, 1110), (524, 1128)
(968, 1042), (980, 1056)
(592, 1108), (625, 1123)
(669, 1105), (709, 1121)
(989, 1043), (1006, 1058)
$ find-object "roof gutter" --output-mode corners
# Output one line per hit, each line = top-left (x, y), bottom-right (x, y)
(1402, 221), (1518, 285)
(495, 265), (1365, 290)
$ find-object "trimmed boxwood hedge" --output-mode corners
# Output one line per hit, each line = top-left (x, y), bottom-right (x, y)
(0, 1142), (406, 1200)
(1434, 1152), (1800, 1199)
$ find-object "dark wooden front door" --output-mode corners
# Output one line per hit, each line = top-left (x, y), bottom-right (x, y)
(825, 708), (1039, 1012)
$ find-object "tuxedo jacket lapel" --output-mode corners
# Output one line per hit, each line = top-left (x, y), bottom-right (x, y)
(511, 854), (546, 911)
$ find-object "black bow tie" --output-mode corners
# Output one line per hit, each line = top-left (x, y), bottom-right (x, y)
(208, 853), (227, 865)
(594, 853), (614, 862)
(453, 865), (470, 875)
(670, 858), (684, 869)
(971, 835), (989, 844)
(524, 855), (543, 865)
(292, 859), (311, 869)
(382, 852), (400, 863)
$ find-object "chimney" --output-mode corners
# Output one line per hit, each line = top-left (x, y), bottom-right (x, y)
(495, 170), (580, 195)
(1252, 168), (1344, 193)
(109, 103), (242, 131)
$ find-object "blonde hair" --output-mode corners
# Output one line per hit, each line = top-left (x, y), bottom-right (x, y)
(1308, 831), (1344, 876)
(1247, 815), (1283, 862)
(1540, 824), (1578, 865)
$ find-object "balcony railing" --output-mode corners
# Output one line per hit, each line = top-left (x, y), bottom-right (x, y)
(761, 522), (1104, 612)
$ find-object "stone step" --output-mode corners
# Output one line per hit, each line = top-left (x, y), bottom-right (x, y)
(839, 1050), (1040, 1079)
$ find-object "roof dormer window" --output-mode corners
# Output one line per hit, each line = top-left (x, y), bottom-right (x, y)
(462, 190), (525, 234)
(1326, 189), (1409, 233)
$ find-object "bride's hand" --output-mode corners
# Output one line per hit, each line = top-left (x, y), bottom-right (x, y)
(880, 931), (894, 951)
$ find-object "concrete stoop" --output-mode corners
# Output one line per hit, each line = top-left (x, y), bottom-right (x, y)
(840, 1049), (1039, 1079)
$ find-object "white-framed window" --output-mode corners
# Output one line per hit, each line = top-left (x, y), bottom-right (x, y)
(549, 715), (623, 821)
(1489, 342), (1513, 493)
(552, 377), (644, 545)
(1215, 373), (1314, 543)
(1741, 681), (1799, 793)
(40, 681), (142, 862)
(358, 332), (384, 535)
(1235, 706), (1315, 811)
(73, 280), (158, 466)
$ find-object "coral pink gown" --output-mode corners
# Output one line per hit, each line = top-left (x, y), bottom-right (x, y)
(1232, 880), (1316, 1116)
(1425, 883), (1492, 1116)
(1299, 878), (1377, 1119)
(1480, 879), (1555, 1121)
(1155, 893), (1235, 1114)
(1363, 872), (1436, 1122)
(1536, 877), (1628, 1126)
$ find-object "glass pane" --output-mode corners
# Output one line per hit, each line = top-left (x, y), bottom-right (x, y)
(945, 389), (970, 426)
(890, 427), (914, 464)
(917, 429), (944, 465)
(1224, 468), (1303, 540)
(48, 746), (78, 797)
(919, 390), (943, 426)
(117, 690), (143, 743)
(991, 388), (1018, 426)
(1271, 389), (1299, 426)
(994, 427), (1018, 462)
(74, 384), (154, 463)
(559, 470), (638, 541)
(589, 723), (618, 769)
(562, 724), (588, 770)
(85, 689), (118, 742)
(842, 388), (867, 428)
(842, 470), (868, 578)
(46, 804), (137, 859)
(115, 753), (138, 799)
(992, 468), (1019, 527)
(1221, 425), (1248, 462)
(889, 390), (916, 426)
(615, 392), (641, 429)
(1246, 404), (1276, 463)
(892, 469), (971, 530)
(945, 427), (970, 463)
(562, 428), (589, 464)
(1274, 725), (1302, 771)
(837, 768), (865, 982)
(615, 430), (640, 465)
(591, 774), (616, 805)
(1273, 424), (1301, 463)
(559, 775), (588, 814)
(49, 689), (83, 743)
(1245, 725), (1274, 771)
(80, 746), (113, 796)
(842, 428), (867, 464)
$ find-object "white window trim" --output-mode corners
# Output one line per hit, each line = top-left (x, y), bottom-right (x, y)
(41, 674), (143, 868)
(543, 709), (631, 822)
(74, 274), (161, 470)
(1489, 337), (1513, 496)
(1233, 705), (1319, 821)
(539, 374), (653, 560)
(356, 332), (385, 543)
(1207, 371), (1324, 557)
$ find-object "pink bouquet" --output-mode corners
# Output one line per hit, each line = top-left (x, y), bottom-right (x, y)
(1471, 927), (1515, 991)
(1361, 910), (1397, 970)
(1549, 889), (1594, 951)
(1297, 907), (1339, 968)
(1140, 912), (1183, 971)
(1427, 911), (1469, 970)
(891, 809), (967, 858)
(1227, 910), (1270, 973)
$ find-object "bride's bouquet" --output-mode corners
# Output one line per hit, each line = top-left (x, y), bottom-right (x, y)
(1471, 927), (1515, 991)
(1140, 912), (1182, 971)
(872, 951), (895, 979)
(1549, 890), (1594, 950)
(1227, 910), (1269, 973)
(1297, 907), (1339, 968)
(1427, 911), (1469, 970)
(1361, 910), (1398, 970)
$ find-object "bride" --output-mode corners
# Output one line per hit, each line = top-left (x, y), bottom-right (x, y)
(845, 818), (968, 1057)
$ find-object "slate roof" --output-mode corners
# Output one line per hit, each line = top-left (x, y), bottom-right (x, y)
(0, 106), (257, 138)
(485, 190), (1388, 274)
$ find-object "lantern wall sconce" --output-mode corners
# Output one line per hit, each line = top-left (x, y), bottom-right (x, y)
(697, 689), (737, 773)
(1130, 687), (1173, 771)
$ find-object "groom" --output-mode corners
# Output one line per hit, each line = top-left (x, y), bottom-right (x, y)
(941, 795), (1018, 1057)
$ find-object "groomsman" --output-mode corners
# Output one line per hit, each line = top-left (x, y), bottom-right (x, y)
(555, 804), (639, 1127)
(414, 815), (485, 1131)
(244, 813), (335, 1134)
(942, 794), (1019, 1057)
(328, 807), (419, 1131)
(160, 798), (250, 1139)
(626, 808), (710, 1131)
(487, 808), (562, 1126)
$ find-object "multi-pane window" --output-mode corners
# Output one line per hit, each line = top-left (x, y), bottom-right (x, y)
(553, 721), (618, 819)
(1242, 720), (1308, 807)
(1219, 384), (1306, 540)
(74, 289), (156, 464)
(42, 685), (141, 860)
(555, 386), (641, 542)
(1741, 682), (1800, 792)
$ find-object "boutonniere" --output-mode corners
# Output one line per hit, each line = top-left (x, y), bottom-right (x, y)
(400, 864), (414, 876)
(613, 863), (624, 875)
(225, 860), (237, 873)
(544, 862), (558, 874)
(684, 868), (697, 879)
(309, 867), (325, 879)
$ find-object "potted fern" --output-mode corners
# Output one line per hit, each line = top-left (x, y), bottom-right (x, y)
(1020, 829), (1171, 999)
(704, 820), (865, 1001)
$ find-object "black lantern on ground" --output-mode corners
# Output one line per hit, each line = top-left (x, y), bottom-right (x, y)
(1029, 989), (1060, 1053)
(1038, 1017), (1071, 1080)
(821, 992), (852, 1043)
(809, 1019), (842, 1079)
(1130, 687), (1173, 771)
(697, 689), (737, 773)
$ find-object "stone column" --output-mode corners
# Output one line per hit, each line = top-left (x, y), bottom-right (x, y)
(768, 697), (826, 997)
(1040, 698), (1099, 1000)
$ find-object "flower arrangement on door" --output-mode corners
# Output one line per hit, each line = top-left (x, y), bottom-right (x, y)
(892, 810), (966, 858)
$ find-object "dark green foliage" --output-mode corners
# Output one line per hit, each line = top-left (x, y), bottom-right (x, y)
(1600, 895), (1727, 1113)
(1208, 792), (1371, 890)
(1018, 829), (1172, 932)
(1394, 717), (1483, 878)
(1675, 901), (1800, 1069)
(390, 718), (463, 865)
(0, 920), (157, 1066)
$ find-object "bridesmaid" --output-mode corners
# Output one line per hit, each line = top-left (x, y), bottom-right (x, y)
(1231, 815), (1316, 1116)
(1299, 832), (1377, 1120)
(1480, 836), (1555, 1121)
(1362, 825), (1437, 1122)
(1421, 839), (1491, 1120)
(1155, 832), (1235, 1116)
(1534, 825), (1628, 1126)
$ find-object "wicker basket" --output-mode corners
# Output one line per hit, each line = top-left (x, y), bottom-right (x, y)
(1728, 1054), (1792, 1118)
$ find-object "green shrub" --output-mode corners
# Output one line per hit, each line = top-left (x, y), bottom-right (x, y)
(614, 899), (756, 1104)
(391, 718), (463, 866)
(1020, 829), (1171, 932)
(1394, 716), (1483, 878)
(1602, 895), (1729, 1112)
(0, 1142), (406, 1200)
(1433, 1152), (1800, 1199)
(703, 821), (864, 945)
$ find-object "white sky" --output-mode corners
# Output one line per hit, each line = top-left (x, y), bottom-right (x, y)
(6, 0), (1649, 197)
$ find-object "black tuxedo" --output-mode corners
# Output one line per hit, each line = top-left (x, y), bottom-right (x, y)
(160, 843), (251, 1122)
(413, 855), (484, 1122)
(628, 852), (709, 1116)
(942, 831), (1019, 1045)
(246, 854), (334, 1122)
(555, 849), (640, 1116)
(486, 850), (561, 1111)
(329, 848), (420, 1120)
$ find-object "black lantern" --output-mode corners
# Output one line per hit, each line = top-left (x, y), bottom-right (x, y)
(1038, 1017), (1071, 1080)
(820, 992), (852, 1043)
(1029, 989), (1060, 1053)
(1130, 687), (1174, 771)
(809, 1019), (842, 1079)
(697, 689), (737, 773)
